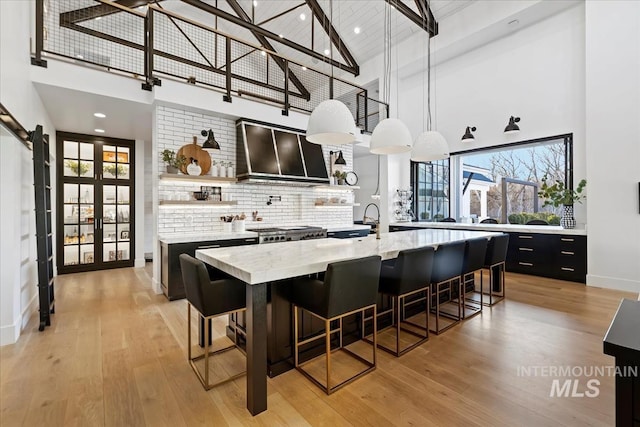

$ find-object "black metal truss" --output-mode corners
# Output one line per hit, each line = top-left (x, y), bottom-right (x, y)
(386, 0), (438, 37)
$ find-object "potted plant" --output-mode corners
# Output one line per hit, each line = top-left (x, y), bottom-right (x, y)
(538, 175), (586, 229)
(333, 170), (346, 185)
(65, 159), (90, 176)
(161, 149), (186, 174)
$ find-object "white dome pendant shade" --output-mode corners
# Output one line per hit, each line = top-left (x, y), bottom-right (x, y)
(306, 99), (357, 145)
(369, 118), (413, 155)
(411, 131), (450, 161)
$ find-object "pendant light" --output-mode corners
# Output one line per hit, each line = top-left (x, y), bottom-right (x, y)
(306, 0), (356, 145)
(370, 1), (413, 155)
(411, 5), (449, 162)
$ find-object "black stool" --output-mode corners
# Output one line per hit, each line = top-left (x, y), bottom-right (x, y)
(179, 254), (246, 390)
(430, 241), (465, 334)
(376, 247), (434, 356)
(461, 238), (489, 318)
(482, 234), (509, 306)
(291, 256), (381, 395)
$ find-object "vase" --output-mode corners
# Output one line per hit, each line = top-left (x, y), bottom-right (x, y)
(227, 166), (234, 178)
(560, 204), (576, 229)
(219, 166), (227, 178)
(167, 165), (179, 174)
(210, 165), (219, 177)
(187, 159), (202, 176)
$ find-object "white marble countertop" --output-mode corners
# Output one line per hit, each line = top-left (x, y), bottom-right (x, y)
(159, 232), (259, 244)
(390, 221), (587, 236)
(159, 224), (371, 244)
(196, 229), (502, 284)
(326, 224), (371, 232)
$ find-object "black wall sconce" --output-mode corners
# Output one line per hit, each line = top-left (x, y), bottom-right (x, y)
(201, 129), (220, 150)
(462, 126), (476, 142)
(331, 150), (347, 166)
(504, 116), (521, 134)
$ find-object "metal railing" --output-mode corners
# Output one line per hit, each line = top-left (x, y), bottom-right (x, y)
(33, 0), (388, 133)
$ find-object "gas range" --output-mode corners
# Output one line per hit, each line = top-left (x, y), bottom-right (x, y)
(246, 226), (327, 244)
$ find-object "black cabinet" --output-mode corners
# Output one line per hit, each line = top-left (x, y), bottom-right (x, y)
(160, 237), (258, 300)
(505, 233), (586, 283)
(327, 229), (369, 239)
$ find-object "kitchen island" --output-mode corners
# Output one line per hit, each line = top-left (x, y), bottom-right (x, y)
(196, 228), (502, 415)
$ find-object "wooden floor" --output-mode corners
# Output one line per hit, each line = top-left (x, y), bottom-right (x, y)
(1, 265), (636, 427)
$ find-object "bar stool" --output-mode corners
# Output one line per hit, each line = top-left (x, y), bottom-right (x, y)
(461, 238), (489, 318)
(430, 241), (466, 334)
(179, 254), (246, 390)
(376, 247), (434, 356)
(482, 234), (509, 306)
(291, 256), (381, 395)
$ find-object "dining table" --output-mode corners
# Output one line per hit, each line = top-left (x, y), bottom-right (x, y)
(196, 228), (503, 415)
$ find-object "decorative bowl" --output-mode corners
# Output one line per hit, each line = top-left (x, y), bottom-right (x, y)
(193, 191), (209, 201)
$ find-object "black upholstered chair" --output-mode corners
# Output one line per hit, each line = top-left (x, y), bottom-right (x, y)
(525, 219), (549, 225)
(480, 218), (498, 224)
(179, 254), (246, 390)
(440, 217), (457, 223)
(461, 238), (489, 318)
(291, 256), (381, 394)
(482, 234), (509, 305)
(376, 247), (434, 356)
(430, 241), (466, 334)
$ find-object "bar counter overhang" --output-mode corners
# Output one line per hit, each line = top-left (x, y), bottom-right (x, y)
(196, 229), (503, 415)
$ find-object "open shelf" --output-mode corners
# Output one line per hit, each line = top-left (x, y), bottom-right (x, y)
(159, 200), (238, 206)
(159, 174), (237, 183)
(314, 203), (360, 207)
(314, 185), (360, 191)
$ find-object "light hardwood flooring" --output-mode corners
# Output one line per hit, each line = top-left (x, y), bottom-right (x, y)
(0, 265), (636, 426)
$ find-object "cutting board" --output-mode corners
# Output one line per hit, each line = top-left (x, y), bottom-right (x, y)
(177, 136), (211, 175)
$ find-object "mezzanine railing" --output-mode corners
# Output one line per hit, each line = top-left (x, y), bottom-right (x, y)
(32, 0), (388, 133)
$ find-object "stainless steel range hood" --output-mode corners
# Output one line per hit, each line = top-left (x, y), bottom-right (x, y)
(236, 119), (330, 184)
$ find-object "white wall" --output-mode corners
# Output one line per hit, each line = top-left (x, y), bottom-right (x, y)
(1, 0), (56, 345)
(585, 0), (640, 293)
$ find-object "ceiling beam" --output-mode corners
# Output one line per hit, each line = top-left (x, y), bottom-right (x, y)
(180, 0), (358, 76)
(304, 0), (359, 75)
(385, 0), (438, 37)
(414, 0), (438, 35)
(59, 0), (155, 25)
(224, 0), (310, 100)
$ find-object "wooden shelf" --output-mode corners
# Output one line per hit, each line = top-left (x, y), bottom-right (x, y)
(159, 174), (237, 183)
(159, 200), (238, 206)
(314, 185), (360, 190)
(314, 203), (360, 207)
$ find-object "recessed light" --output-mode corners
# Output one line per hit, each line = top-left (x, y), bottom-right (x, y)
(354, 27), (361, 34)
(95, 129), (105, 133)
(94, 112), (106, 118)
(76, 54), (84, 59)
(302, 66), (307, 71)
(324, 49), (330, 56)
(261, 50), (266, 56)
(95, 16), (101, 21)
(253, 0), (257, 6)
(279, 34), (284, 38)
(299, 13), (306, 20)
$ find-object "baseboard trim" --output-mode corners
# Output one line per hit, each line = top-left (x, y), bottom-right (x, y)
(586, 274), (640, 293)
(21, 293), (38, 330)
(0, 320), (20, 346)
(134, 258), (145, 268)
(151, 277), (162, 295)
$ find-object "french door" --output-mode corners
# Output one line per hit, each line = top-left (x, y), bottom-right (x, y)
(57, 132), (135, 274)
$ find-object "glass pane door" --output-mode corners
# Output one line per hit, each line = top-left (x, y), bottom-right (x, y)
(57, 132), (134, 274)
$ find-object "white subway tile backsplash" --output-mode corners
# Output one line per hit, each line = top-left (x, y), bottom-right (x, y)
(156, 105), (354, 236)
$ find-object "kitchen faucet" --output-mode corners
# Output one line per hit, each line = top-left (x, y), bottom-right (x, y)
(363, 203), (381, 240)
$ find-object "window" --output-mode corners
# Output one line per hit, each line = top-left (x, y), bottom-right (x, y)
(411, 159), (450, 221)
(451, 135), (573, 224)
